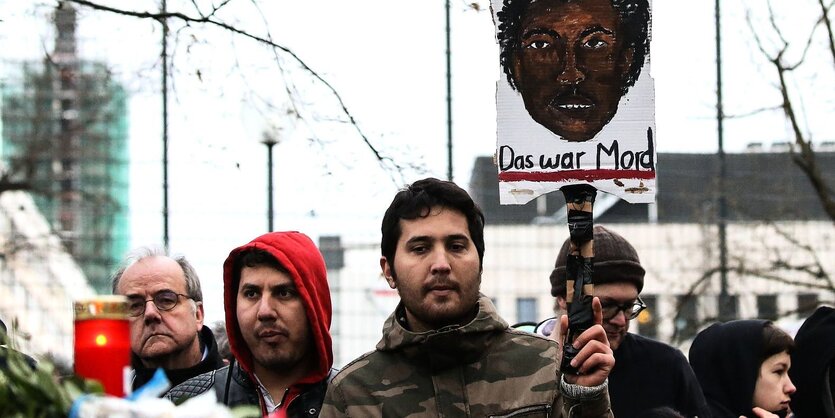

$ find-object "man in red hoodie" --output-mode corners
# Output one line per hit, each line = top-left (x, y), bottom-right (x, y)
(166, 231), (334, 417)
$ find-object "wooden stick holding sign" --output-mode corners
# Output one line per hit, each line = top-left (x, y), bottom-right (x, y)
(560, 184), (596, 375)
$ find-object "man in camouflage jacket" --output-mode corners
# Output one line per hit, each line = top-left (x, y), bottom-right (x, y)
(321, 178), (613, 418)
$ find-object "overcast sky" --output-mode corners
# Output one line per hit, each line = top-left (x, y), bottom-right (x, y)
(2, 0), (832, 324)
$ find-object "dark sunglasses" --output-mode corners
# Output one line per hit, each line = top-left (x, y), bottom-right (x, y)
(601, 297), (646, 320)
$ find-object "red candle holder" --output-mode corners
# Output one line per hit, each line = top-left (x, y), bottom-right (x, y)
(74, 296), (131, 397)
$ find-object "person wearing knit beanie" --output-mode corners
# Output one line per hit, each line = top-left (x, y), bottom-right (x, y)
(548, 225), (710, 418)
(550, 225), (645, 302)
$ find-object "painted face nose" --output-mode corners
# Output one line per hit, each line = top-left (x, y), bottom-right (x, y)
(557, 48), (586, 85)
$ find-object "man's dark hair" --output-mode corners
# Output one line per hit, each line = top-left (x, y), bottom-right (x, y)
(381, 178), (486, 274)
(238, 249), (284, 271)
(761, 321), (794, 362)
(497, 0), (651, 94)
(231, 248), (286, 292)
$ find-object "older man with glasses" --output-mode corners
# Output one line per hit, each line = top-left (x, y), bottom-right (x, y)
(112, 247), (225, 392)
(546, 226), (710, 418)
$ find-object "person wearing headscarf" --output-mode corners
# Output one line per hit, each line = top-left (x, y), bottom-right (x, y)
(689, 320), (796, 418)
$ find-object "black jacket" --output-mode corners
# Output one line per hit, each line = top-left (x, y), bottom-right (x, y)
(790, 306), (835, 418)
(611, 333), (711, 418)
(132, 325), (225, 391)
(166, 360), (335, 417)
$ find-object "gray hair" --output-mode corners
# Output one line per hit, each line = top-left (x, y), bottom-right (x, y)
(110, 246), (203, 303)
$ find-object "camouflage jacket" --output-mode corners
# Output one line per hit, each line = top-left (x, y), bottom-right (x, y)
(320, 296), (612, 418)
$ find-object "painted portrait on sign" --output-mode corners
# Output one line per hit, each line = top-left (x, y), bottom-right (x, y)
(492, 0), (655, 205)
(497, 0), (651, 142)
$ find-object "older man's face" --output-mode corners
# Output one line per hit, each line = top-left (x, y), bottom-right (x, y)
(117, 256), (203, 369)
(512, 0), (633, 142)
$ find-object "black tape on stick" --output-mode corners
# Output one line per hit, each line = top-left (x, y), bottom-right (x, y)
(567, 209), (594, 243)
(560, 185), (597, 375)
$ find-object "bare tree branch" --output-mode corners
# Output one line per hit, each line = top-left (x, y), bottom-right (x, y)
(724, 104), (784, 119)
(670, 267), (717, 343)
(64, 0), (405, 181)
(766, 220), (835, 288)
(746, 3), (835, 222)
(818, 0), (835, 68)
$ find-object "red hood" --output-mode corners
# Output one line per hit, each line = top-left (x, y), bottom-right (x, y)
(223, 231), (333, 385)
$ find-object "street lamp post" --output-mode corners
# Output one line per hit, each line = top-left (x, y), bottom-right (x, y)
(262, 132), (278, 232)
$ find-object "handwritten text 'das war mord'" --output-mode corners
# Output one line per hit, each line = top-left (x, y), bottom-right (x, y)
(499, 128), (655, 173)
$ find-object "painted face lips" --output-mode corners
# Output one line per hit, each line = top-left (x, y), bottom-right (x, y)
(549, 91), (595, 117)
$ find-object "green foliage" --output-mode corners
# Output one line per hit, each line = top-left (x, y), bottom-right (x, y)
(0, 335), (263, 417)
(0, 344), (103, 418)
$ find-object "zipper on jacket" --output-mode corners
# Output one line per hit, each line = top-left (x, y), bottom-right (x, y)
(488, 403), (551, 417)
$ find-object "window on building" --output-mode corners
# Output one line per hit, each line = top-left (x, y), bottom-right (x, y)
(718, 294), (739, 321)
(758, 294), (778, 321)
(516, 297), (538, 324)
(797, 293), (818, 318)
(637, 294), (657, 339)
(675, 295), (699, 341)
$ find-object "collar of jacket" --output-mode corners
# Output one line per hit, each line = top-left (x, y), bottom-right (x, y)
(376, 295), (508, 371)
(132, 325), (225, 391)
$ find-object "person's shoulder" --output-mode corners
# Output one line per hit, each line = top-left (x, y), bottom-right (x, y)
(502, 327), (560, 349)
(492, 327), (560, 366)
(165, 365), (226, 403)
(626, 333), (687, 361)
(329, 350), (385, 386)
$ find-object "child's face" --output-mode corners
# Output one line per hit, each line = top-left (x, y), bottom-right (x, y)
(753, 351), (796, 414)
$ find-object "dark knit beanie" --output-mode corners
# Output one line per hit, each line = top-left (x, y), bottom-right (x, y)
(550, 225), (645, 297)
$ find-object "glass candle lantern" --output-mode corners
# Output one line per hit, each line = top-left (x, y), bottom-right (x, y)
(73, 296), (131, 397)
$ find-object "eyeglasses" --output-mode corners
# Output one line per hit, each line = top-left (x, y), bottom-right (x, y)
(601, 297), (646, 320)
(511, 298), (647, 336)
(512, 317), (558, 337)
(126, 290), (191, 317)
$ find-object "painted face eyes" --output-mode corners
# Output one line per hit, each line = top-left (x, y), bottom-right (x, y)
(526, 40), (552, 49)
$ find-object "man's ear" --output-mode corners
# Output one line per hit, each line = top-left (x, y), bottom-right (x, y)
(381, 256), (396, 289)
(195, 301), (205, 329)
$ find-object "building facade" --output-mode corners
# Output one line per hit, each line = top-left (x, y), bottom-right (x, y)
(0, 190), (95, 361)
(1, 4), (129, 292)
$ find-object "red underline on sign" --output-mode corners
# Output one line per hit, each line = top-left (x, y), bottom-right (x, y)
(498, 169), (655, 182)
